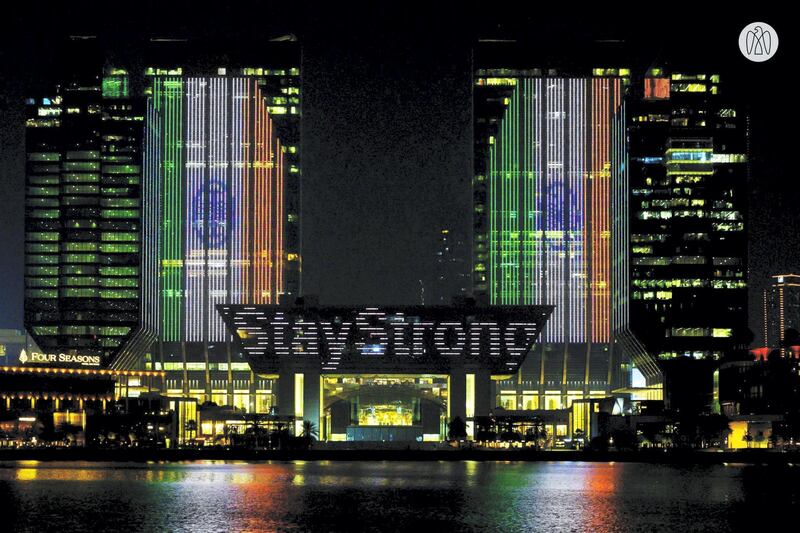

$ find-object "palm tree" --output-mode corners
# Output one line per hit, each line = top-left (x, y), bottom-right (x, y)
(448, 416), (467, 442)
(301, 420), (318, 440)
(244, 414), (268, 449)
(300, 420), (318, 450)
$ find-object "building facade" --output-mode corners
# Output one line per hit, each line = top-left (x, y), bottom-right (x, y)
(218, 302), (551, 440)
(24, 68), (143, 365)
(628, 70), (748, 411)
(114, 58), (301, 413)
(762, 274), (800, 348)
(473, 65), (655, 411)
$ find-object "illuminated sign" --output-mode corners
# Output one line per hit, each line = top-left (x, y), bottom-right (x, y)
(219, 305), (553, 374)
(19, 349), (101, 367)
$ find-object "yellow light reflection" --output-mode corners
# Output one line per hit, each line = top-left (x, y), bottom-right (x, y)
(17, 468), (38, 481)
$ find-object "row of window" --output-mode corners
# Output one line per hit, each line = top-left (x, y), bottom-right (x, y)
(26, 244), (140, 256)
(28, 277), (138, 288)
(33, 325), (131, 336)
(25, 266), (138, 276)
(26, 288), (138, 298)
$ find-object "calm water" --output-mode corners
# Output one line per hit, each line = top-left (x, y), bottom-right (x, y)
(1, 460), (798, 532)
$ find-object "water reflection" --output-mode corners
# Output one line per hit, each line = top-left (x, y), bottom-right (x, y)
(1, 460), (799, 531)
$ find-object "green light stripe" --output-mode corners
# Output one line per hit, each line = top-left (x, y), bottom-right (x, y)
(159, 77), (184, 341)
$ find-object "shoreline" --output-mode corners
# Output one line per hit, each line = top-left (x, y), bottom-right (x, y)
(1, 448), (797, 465)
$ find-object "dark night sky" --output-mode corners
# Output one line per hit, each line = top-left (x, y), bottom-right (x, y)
(0, 4), (796, 341)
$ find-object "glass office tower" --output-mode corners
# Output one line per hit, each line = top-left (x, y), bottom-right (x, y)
(473, 67), (650, 411)
(24, 68), (143, 364)
(114, 59), (301, 413)
(629, 70), (748, 411)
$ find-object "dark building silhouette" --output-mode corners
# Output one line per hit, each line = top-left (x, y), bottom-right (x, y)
(628, 69), (749, 411)
(719, 355), (800, 418)
(432, 228), (470, 305)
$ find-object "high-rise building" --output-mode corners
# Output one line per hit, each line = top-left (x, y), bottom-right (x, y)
(432, 228), (470, 305)
(113, 55), (301, 412)
(473, 63), (654, 412)
(763, 274), (800, 348)
(629, 70), (748, 411)
(24, 66), (143, 365)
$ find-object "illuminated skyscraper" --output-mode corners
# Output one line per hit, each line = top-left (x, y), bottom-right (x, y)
(114, 56), (301, 412)
(629, 70), (748, 411)
(24, 66), (143, 364)
(763, 274), (800, 349)
(473, 64), (652, 412)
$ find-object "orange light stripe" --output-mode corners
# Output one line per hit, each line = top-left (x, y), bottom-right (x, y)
(262, 87), (267, 304)
(268, 97), (272, 303)
(600, 79), (605, 342)
(266, 88), (270, 303)
(597, 78), (610, 343)
(253, 85), (264, 303)
(252, 86), (258, 303)
(278, 140), (284, 298)
(260, 87), (272, 303)
(266, 103), (273, 303)
(601, 79), (609, 341)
